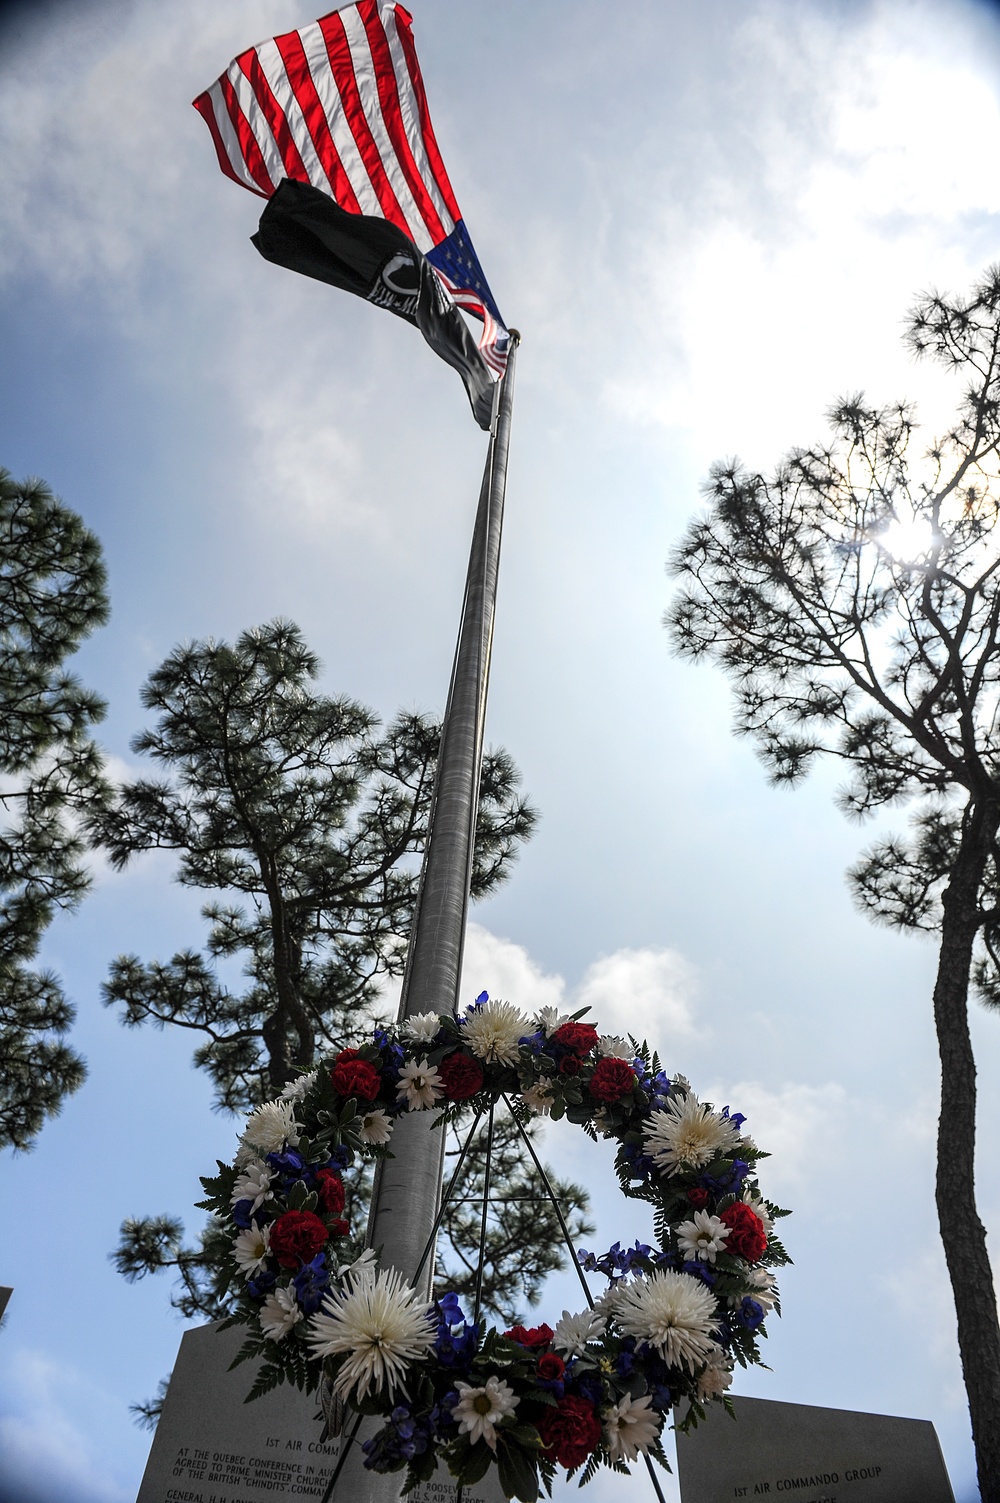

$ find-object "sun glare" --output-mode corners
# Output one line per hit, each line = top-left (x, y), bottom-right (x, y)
(877, 516), (937, 561)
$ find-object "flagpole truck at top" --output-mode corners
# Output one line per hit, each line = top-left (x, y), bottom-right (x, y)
(193, 5), (518, 1496)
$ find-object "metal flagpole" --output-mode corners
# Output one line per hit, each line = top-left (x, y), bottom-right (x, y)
(333, 333), (519, 1500)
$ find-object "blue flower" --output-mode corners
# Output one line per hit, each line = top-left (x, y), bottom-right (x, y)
(519, 1028), (546, 1055)
(324, 1146), (351, 1171)
(362, 1404), (435, 1470)
(572, 1374), (604, 1405)
(649, 1383), (674, 1413)
(247, 1268), (277, 1300)
(293, 1254), (330, 1315)
(266, 1148), (310, 1190)
(699, 1159), (750, 1196)
(231, 1199), (255, 1229)
(615, 1336), (637, 1377)
(735, 1297), (765, 1333)
(682, 1260), (717, 1288)
(722, 1106), (747, 1130)
(435, 1291), (466, 1326)
(620, 1141), (655, 1183)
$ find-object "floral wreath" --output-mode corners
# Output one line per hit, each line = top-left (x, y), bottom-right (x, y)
(199, 994), (790, 1503)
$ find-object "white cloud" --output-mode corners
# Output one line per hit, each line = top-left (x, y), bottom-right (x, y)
(704, 1079), (849, 1198)
(461, 921), (565, 1016)
(575, 946), (699, 1042)
(0, 1348), (133, 1503)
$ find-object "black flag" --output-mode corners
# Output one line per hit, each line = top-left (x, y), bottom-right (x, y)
(252, 179), (495, 430)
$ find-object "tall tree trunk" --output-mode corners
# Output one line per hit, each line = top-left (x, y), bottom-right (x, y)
(934, 798), (1000, 1502)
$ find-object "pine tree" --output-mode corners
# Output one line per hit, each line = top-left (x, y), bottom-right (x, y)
(93, 621), (591, 1413)
(0, 470), (109, 1151)
(666, 266), (1000, 1502)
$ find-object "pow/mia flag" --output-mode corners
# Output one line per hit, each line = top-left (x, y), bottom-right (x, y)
(253, 179), (495, 429)
(193, 3), (509, 430)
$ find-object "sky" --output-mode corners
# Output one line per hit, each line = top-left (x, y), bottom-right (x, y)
(3, 0), (1000, 1499)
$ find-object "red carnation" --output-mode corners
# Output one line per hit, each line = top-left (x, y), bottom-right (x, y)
(537, 1395), (602, 1469)
(559, 1055), (581, 1076)
(316, 1169), (346, 1216)
(537, 1352), (566, 1382)
(330, 1050), (381, 1102)
(268, 1210), (329, 1268)
(552, 1021), (599, 1057)
(504, 1323), (554, 1350)
(588, 1056), (636, 1103)
(438, 1051), (484, 1102)
(720, 1202), (767, 1263)
(687, 1187), (710, 1210)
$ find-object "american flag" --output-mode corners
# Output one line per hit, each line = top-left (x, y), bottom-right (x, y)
(193, 2), (508, 376)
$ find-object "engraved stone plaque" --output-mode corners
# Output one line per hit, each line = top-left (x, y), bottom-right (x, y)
(675, 1395), (955, 1503)
(136, 1320), (503, 1503)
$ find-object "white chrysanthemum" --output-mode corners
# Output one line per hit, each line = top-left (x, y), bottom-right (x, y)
(732, 1267), (778, 1313)
(521, 1076), (555, 1115)
(552, 1306), (607, 1357)
(676, 1210), (731, 1264)
(535, 1005), (571, 1037)
(230, 1161), (273, 1213)
(613, 1271), (720, 1372)
(241, 1099), (300, 1154)
(672, 1073), (691, 1092)
(359, 1107), (393, 1144)
(598, 1035), (633, 1059)
(401, 1012), (442, 1045)
(308, 1267), (435, 1401)
(697, 1348), (734, 1400)
(452, 1375), (519, 1451)
(642, 1092), (740, 1173)
(280, 1069), (318, 1101)
(260, 1285), (302, 1341)
(462, 998), (528, 1064)
(396, 1058), (442, 1110)
(742, 1190), (773, 1235)
(603, 1392), (662, 1463)
(233, 1223), (271, 1276)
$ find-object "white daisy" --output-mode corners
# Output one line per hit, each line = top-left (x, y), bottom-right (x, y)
(260, 1285), (303, 1341)
(676, 1210), (731, 1264)
(280, 1069), (318, 1101)
(241, 1099), (300, 1154)
(535, 1005), (572, 1037)
(521, 1076), (555, 1115)
(232, 1223), (271, 1276)
(612, 1271), (720, 1372)
(642, 1092), (741, 1174)
(551, 1306), (607, 1357)
(697, 1348), (734, 1400)
(308, 1267), (436, 1401)
(401, 1012), (442, 1045)
(359, 1107), (393, 1144)
(603, 1392), (662, 1463)
(396, 1058), (442, 1110)
(452, 1375), (519, 1452)
(462, 998), (528, 1064)
(598, 1035), (633, 1059)
(230, 1161), (273, 1213)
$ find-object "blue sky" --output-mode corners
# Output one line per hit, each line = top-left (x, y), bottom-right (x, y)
(3, 1), (1000, 1499)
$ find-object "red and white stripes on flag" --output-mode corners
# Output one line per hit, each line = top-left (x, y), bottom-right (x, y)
(193, 3), (508, 374)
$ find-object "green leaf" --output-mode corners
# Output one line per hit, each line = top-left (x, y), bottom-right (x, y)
(496, 1436), (539, 1502)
